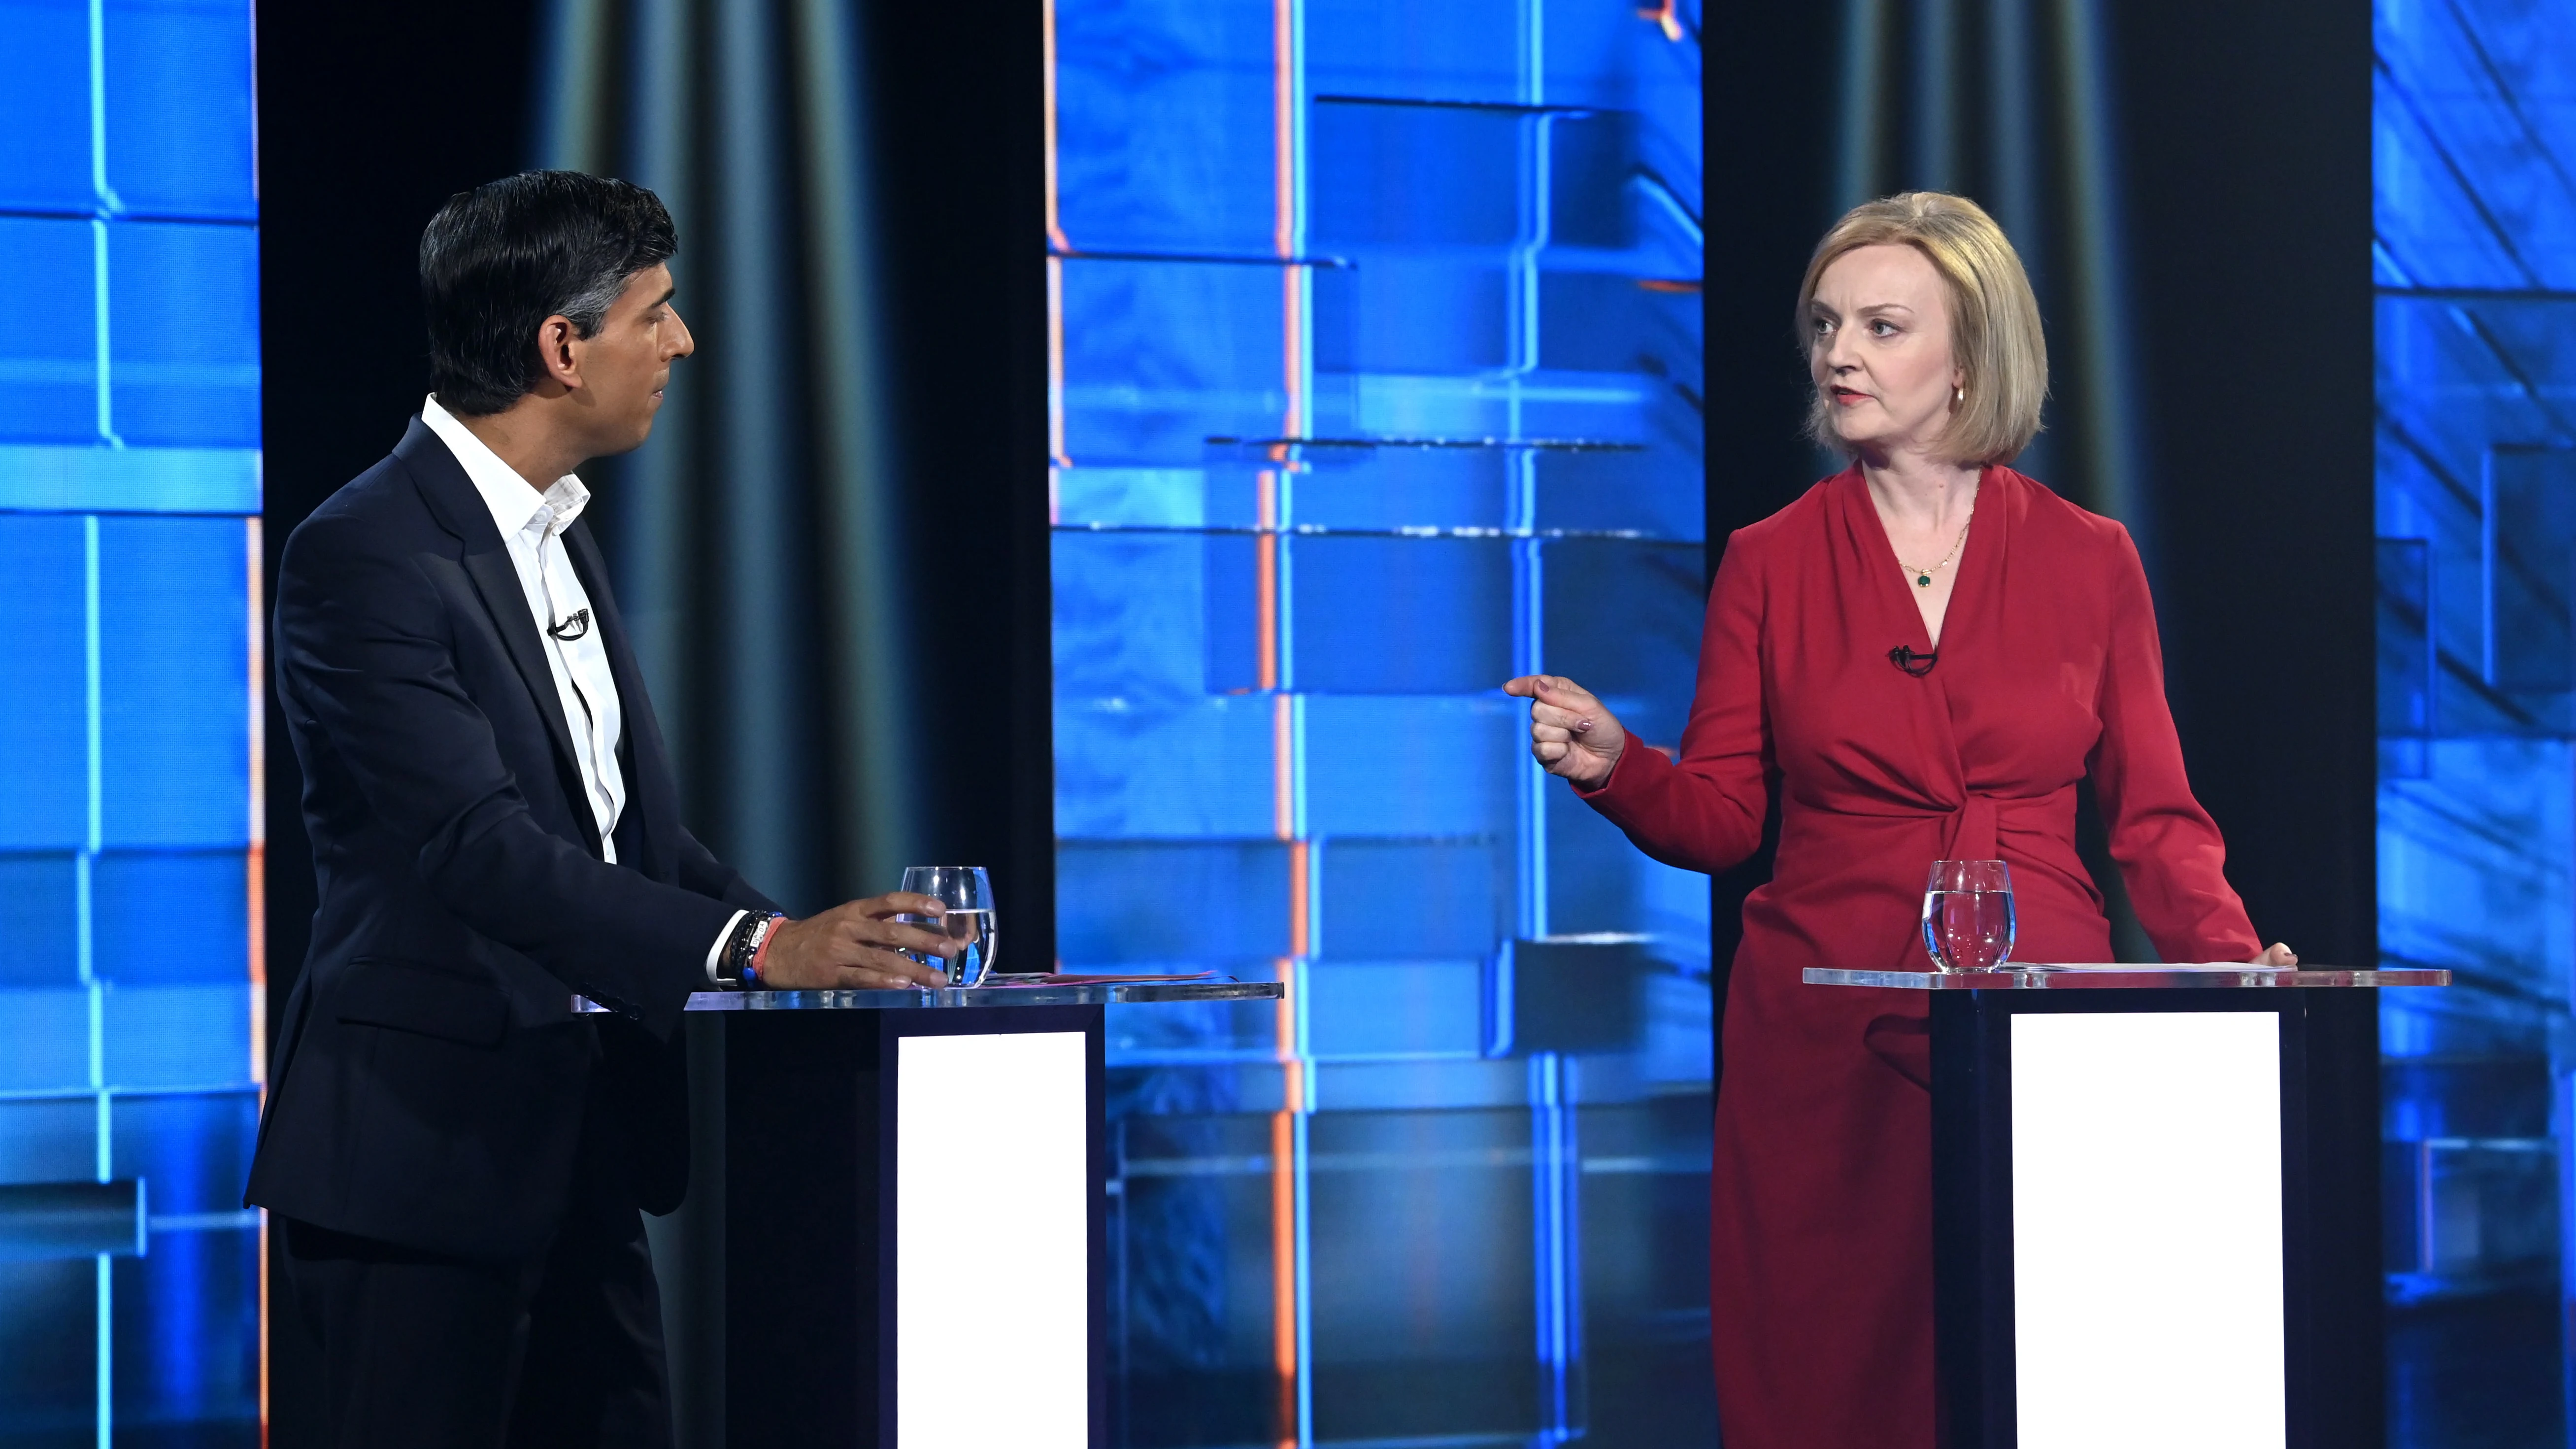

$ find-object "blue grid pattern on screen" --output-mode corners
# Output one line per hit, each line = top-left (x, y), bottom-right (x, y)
(1050, 1), (1715, 1444)
(0, 0), (264, 1442)
(2375, 0), (2576, 1442)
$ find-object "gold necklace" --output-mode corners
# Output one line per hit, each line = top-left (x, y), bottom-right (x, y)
(1897, 517), (1971, 588)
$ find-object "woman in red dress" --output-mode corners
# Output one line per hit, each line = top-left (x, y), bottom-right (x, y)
(1506, 193), (2296, 1447)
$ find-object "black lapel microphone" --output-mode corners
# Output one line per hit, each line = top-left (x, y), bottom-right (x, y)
(547, 608), (592, 642)
(1887, 644), (1938, 677)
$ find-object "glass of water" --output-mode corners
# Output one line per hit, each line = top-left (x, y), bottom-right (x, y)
(1922, 859), (2015, 972)
(899, 866), (999, 986)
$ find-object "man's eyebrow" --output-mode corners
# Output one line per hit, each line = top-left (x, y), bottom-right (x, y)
(649, 285), (676, 309)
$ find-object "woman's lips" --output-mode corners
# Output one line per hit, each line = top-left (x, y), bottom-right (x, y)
(1833, 388), (1870, 406)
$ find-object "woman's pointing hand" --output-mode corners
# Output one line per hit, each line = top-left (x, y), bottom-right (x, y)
(1503, 674), (1628, 790)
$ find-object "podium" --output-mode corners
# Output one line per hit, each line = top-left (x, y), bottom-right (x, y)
(581, 980), (1282, 1449)
(1803, 965), (2448, 1449)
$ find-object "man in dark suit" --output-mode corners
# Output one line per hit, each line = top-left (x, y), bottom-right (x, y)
(248, 171), (953, 1448)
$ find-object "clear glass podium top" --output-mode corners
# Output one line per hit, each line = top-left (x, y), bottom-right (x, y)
(574, 980), (1285, 1013)
(1803, 965), (2450, 990)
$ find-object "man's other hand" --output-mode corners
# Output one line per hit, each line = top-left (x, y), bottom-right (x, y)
(758, 894), (958, 989)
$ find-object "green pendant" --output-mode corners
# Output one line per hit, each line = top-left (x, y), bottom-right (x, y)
(1916, 574), (1932, 587)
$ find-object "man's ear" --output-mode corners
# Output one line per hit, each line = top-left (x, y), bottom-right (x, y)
(535, 314), (584, 392)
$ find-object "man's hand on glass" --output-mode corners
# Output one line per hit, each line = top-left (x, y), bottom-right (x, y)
(758, 893), (958, 989)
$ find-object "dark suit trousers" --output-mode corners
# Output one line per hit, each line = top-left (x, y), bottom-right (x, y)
(282, 1098), (674, 1449)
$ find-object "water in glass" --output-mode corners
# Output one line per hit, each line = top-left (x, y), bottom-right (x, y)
(899, 866), (1000, 986)
(1921, 859), (2015, 972)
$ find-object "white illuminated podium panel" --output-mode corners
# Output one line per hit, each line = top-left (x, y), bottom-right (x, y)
(616, 980), (1283, 1449)
(895, 1031), (1090, 1446)
(1802, 965), (2448, 1449)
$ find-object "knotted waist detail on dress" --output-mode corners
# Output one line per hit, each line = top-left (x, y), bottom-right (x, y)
(1780, 784), (2076, 865)
(1947, 794), (2001, 861)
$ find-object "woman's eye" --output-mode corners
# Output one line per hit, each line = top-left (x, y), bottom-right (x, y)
(1870, 319), (1898, 337)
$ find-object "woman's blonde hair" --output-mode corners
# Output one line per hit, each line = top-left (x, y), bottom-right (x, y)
(1798, 192), (2047, 466)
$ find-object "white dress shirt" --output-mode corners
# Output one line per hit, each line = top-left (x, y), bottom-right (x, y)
(422, 397), (629, 859)
(421, 398), (747, 981)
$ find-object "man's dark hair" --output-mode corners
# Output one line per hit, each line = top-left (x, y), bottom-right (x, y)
(420, 171), (677, 417)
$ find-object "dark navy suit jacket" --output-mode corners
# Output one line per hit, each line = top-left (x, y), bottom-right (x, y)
(246, 417), (778, 1262)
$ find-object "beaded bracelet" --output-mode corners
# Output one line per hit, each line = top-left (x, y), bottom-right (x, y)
(718, 910), (785, 989)
(744, 913), (782, 989)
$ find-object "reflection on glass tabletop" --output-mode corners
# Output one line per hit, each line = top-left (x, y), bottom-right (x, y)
(1802, 964), (2449, 990)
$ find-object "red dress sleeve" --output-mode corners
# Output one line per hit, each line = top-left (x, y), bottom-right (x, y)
(1574, 526), (1771, 875)
(2089, 527), (2263, 962)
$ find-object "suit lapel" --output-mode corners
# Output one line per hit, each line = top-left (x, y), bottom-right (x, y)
(564, 518), (670, 877)
(394, 418), (602, 857)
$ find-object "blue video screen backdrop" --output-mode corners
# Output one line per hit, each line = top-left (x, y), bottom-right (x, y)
(1046, 1), (1713, 1442)
(0, 0), (265, 1442)
(2375, 0), (2576, 1439)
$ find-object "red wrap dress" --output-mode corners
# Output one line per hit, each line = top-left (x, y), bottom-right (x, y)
(1577, 466), (2260, 1448)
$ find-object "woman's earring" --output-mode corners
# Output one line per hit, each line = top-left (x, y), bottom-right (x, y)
(1954, 385), (1965, 404)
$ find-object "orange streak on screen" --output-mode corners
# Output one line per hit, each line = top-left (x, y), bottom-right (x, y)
(1256, 470), (1278, 691)
(1270, 0), (1300, 463)
(1270, 951), (1302, 1447)
(1270, 3), (1304, 1441)
(258, 1208), (270, 1445)
(1047, 256), (1069, 470)
(1277, 268), (1303, 459)
(248, 521), (270, 1439)
(1271, 691), (1294, 842)
(1269, 1085), (1297, 1446)
(1042, 0), (1071, 468)
(246, 518), (267, 1051)
(1042, 0), (1070, 254)
(1267, 703), (1304, 1449)
(1271, 0), (1293, 261)
(1287, 840), (1308, 957)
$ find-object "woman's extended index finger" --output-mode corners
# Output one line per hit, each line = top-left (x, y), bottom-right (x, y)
(1537, 675), (1596, 708)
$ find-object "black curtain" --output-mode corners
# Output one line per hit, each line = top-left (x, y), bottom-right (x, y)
(2109, 6), (2379, 1441)
(529, 0), (1052, 930)
(534, 0), (909, 917)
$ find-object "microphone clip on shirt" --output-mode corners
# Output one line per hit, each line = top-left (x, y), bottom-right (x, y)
(547, 607), (591, 641)
(1887, 644), (1938, 677)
